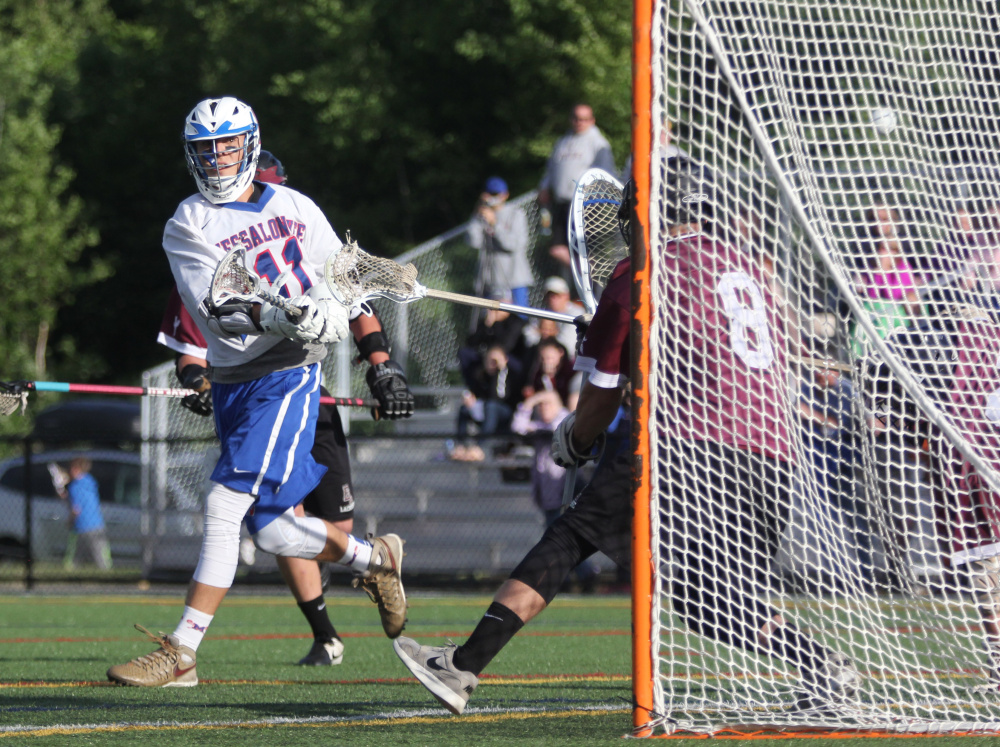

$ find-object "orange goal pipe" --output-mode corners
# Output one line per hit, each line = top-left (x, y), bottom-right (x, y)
(631, 0), (655, 735)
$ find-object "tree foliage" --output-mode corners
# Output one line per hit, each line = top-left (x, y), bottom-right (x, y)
(0, 0), (108, 412)
(9, 0), (631, 384)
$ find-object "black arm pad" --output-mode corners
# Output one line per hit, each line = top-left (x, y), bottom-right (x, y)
(355, 330), (391, 361)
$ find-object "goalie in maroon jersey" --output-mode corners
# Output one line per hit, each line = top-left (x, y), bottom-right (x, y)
(390, 155), (860, 716)
(868, 315), (1000, 690)
(646, 157), (861, 710)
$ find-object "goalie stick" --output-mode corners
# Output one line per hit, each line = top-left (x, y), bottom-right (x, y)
(324, 233), (576, 324)
(562, 168), (629, 505)
(0, 379), (376, 416)
(568, 168), (630, 314)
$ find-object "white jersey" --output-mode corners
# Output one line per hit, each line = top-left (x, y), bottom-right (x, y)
(163, 183), (342, 372)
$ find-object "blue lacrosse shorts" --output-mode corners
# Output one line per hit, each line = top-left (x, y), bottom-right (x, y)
(210, 363), (328, 534)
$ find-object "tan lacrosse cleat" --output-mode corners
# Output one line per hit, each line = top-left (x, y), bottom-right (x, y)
(352, 533), (407, 638)
(107, 624), (198, 687)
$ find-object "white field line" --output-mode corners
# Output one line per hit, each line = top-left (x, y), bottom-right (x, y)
(0, 703), (629, 736)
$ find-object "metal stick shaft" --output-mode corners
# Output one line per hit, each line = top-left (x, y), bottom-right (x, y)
(423, 288), (576, 323)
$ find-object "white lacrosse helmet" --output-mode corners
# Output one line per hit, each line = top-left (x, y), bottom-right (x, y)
(183, 97), (261, 204)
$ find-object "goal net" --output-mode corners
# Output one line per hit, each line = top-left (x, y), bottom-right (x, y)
(633, 0), (1000, 736)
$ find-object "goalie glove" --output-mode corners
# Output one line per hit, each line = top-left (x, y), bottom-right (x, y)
(573, 313), (594, 358)
(366, 359), (415, 420)
(552, 411), (606, 468)
(177, 363), (212, 417)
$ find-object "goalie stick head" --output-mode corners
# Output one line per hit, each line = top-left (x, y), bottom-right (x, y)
(183, 97), (261, 204)
(568, 168), (630, 314)
(864, 325), (957, 428)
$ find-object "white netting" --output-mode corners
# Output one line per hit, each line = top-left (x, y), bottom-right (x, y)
(570, 169), (629, 313)
(643, 0), (1000, 734)
(325, 236), (422, 307)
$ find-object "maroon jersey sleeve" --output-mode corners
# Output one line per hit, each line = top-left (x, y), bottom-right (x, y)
(575, 258), (630, 389)
(931, 316), (1000, 564)
(157, 286), (209, 358)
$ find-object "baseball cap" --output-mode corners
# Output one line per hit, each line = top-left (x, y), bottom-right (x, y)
(484, 176), (508, 195)
(543, 276), (570, 295)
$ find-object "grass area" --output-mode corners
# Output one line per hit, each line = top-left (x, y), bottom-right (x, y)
(1, 592), (999, 745)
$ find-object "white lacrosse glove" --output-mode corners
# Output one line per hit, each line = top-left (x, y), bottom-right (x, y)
(305, 282), (350, 344)
(551, 411), (607, 468)
(258, 296), (318, 340)
(258, 287), (350, 345)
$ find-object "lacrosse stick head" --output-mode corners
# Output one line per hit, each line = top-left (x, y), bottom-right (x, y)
(324, 234), (424, 307)
(568, 168), (629, 314)
(210, 247), (261, 306)
(0, 381), (29, 416)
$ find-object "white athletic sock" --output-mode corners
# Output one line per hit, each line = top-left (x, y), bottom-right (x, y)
(173, 606), (214, 652)
(338, 534), (373, 572)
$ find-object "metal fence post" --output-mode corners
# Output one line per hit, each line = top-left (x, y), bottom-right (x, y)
(23, 437), (33, 591)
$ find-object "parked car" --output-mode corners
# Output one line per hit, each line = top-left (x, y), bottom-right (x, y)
(0, 449), (208, 567)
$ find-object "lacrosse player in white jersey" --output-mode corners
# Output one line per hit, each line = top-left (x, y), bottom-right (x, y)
(108, 97), (408, 688)
(157, 152), (414, 668)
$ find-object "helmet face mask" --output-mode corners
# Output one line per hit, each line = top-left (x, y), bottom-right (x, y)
(665, 156), (714, 229)
(184, 97), (261, 204)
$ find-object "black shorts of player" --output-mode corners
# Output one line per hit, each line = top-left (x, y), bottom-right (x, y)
(550, 200), (571, 247)
(662, 440), (790, 649)
(301, 387), (355, 523)
(509, 436), (631, 604)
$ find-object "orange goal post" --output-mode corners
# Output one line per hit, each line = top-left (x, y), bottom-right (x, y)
(632, 0), (1000, 737)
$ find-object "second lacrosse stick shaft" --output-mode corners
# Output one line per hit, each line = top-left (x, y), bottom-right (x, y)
(423, 288), (576, 323)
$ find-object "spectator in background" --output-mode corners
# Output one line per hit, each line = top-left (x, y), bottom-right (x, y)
(798, 362), (875, 588)
(466, 177), (534, 308)
(458, 305), (530, 385)
(511, 390), (571, 526)
(529, 277), (586, 357)
(522, 337), (578, 409)
(862, 204), (923, 318)
(849, 239), (910, 358)
(451, 345), (526, 462)
(60, 458), (112, 571)
(538, 104), (616, 272)
(866, 239), (922, 318)
(919, 204), (983, 286)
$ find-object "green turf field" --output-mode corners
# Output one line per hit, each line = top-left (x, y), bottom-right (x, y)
(1, 591), (999, 746)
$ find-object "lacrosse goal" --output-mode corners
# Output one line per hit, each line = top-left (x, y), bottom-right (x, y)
(632, 0), (1000, 736)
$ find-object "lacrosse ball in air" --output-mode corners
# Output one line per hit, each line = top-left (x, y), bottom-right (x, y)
(870, 107), (897, 133)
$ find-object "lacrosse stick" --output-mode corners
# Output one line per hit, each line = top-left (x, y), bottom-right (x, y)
(568, 169), (629, 314)
(0, 380), (376, 416)
(561, 169), (630, 506)
(210, 247), (304, 318)
(324, 234), (576, 324)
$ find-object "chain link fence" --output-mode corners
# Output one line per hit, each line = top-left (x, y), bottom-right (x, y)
(0, 193), (615, 590)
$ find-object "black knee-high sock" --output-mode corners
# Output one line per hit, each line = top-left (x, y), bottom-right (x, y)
(298, 595), (339, 642)
(453, 602), (525, 676)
